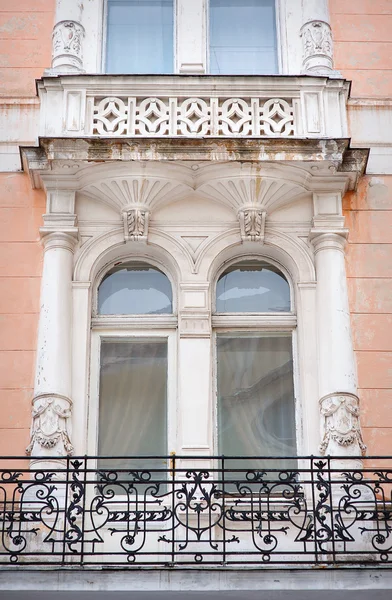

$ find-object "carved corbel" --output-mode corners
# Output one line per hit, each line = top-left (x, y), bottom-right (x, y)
(238, 208), (266, 242)
(123, 208), (149, 242)
(26, 394), (74, 456)
(319, 392), (367, 456)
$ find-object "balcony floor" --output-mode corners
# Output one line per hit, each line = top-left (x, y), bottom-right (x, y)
(0, 568), (392, 598)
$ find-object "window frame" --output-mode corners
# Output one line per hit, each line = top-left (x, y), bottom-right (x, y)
(88, 328), (178, 460)
(102, 0), (178, 75)
(88, 258), (178, 459)
(92, 256), (178, 319)
(206, 0), (282, 76)
(211, 256), (300, 457)
(101, 0), (284, 75)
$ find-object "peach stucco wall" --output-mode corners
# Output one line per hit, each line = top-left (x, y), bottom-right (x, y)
(0, 173), (44, 455)
(0, 0), (54, 454)
(330, 0), (392, 97)
(0, 0), (54, 96)
(344, 177), (392, 454)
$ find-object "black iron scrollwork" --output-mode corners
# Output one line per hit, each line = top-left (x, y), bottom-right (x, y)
(0, 456), (392, 566)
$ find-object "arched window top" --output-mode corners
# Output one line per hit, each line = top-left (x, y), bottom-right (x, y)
(98, 262), (173, 315)
(216, 261), (290, 313)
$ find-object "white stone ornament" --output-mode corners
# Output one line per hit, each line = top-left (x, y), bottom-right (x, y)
(239, 208), (266, 242)
(26, 394), (74, 456)
(52, 20), (85, 72)
(92, 96), (295, 138)
(319, 392), (367, 456)
(123, 208), (149, 241)
(301, 20), (334, 74)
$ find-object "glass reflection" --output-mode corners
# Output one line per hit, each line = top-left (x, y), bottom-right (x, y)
(98, 263), (173, 315)
(216, 262), (290, 313)
(106, 0), (174, 74)
(210, 0), (278, 75)
(98, 339), (167, 476)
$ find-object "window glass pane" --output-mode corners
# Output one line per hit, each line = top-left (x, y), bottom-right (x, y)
(98, 263), (173, 315)
(216, 262), (290, 313)
(106, 0), (173, 73)
(210, 0), (278, 75)
(98, 339), (167, 473)
(217, 334), (296, 469)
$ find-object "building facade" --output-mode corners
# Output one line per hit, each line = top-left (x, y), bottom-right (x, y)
(0, 0), (392, 596)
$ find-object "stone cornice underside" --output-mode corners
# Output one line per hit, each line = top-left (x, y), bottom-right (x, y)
(21, 137), (368, 191)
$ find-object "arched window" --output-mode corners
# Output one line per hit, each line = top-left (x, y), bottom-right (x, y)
(216, 261), (290, 313)
(92, 261), (176, 473)
(214, 260), (296, 468)
(98, 262), (173, 315)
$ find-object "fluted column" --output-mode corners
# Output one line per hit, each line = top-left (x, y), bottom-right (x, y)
(50, 0), (85, 73)
(27, 231), (78, 465)
(301, 0), (339, 76)
(311, 231), (366, 461)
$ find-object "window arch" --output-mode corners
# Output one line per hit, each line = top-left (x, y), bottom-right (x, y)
(216, 260), (290, 313)
(97, 261), (173, 315)
(214, 258), (297, 466)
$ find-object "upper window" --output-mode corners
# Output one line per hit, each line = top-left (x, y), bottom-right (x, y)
(106, 0), (174, 74)
(216, 261), (290, 313)
(98, 262), (173, 315)
(105, 0), (278, 75)
(209, 0), (278, 75)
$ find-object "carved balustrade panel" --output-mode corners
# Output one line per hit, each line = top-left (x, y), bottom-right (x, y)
(92, 96), (295, 138)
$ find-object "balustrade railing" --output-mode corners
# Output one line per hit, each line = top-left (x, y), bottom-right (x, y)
(1, 456), (391, 567)
(37, 76), (349, 140)
(89, 96), (296, 137)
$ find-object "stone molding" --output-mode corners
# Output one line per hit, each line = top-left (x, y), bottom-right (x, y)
(319, 392), (367, 456)
(309, 230), (348, 255)
(40, 230), (79, 253)
(52, 20), (85, 73)
(26, 393), (74, 456)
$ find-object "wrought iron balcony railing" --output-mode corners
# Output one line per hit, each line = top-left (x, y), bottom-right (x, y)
(1, 455), (392, 568)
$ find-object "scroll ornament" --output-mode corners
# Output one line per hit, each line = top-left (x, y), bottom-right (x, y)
(319, 392), (366, 456)
(26, 394), (74, 456)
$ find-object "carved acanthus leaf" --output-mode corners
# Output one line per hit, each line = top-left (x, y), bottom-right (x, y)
(239, 208), (266, 242)
(123, 208), (149, 241)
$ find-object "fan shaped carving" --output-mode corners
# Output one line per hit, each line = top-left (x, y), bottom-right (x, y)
(198, 177), (304, 213)
(82, 176), (192, 212)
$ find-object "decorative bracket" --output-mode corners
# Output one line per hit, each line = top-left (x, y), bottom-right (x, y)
(26, 394), (74, 456)
(319, 392), (367, 456)
(123, 208), (149, 242)
(238, 208), (266, 243)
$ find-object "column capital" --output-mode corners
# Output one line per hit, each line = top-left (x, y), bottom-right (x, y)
(309, 230), (348, 254)
(40, 230), (79, 253)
